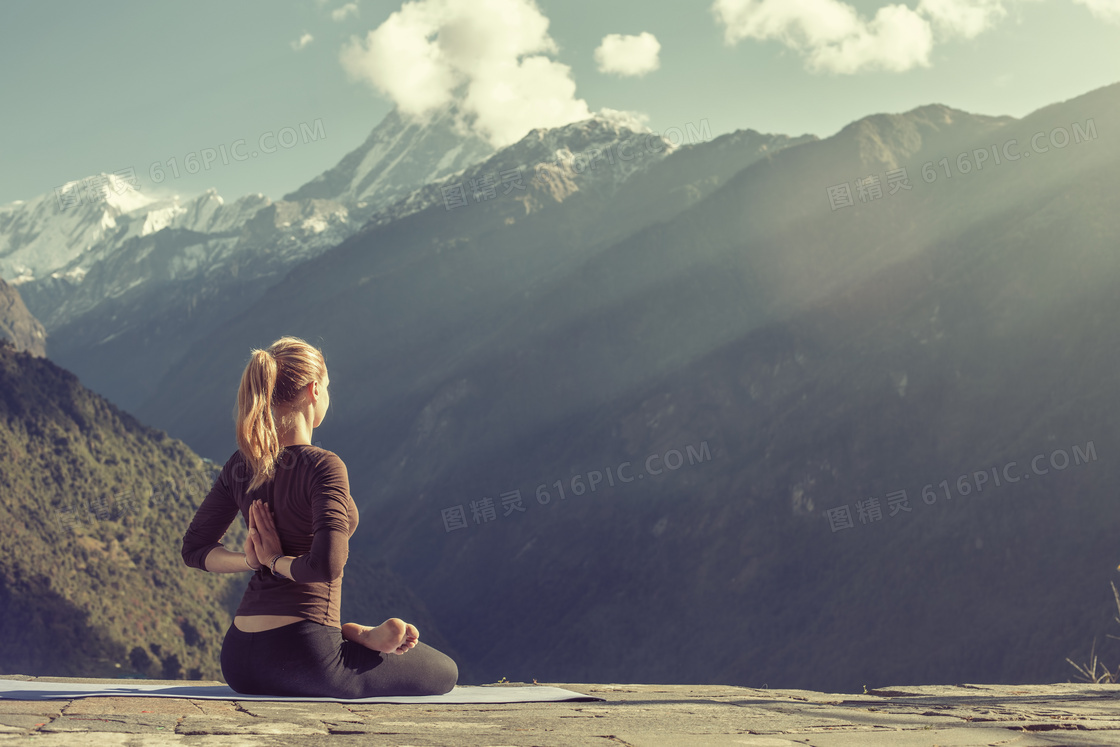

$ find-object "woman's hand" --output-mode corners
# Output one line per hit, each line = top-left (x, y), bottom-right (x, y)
(249, 499), (284, 566)
(244, 527), (264, 570)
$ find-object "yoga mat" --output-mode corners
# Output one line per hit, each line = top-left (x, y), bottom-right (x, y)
(0, 678), (602, 704)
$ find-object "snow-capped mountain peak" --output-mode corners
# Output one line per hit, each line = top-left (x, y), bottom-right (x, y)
(364, 108), (680, 228)
(0, 172), (156, 283)
(282, 104), (497, 223)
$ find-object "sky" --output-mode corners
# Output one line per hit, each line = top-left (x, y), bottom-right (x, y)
(0, 0), (1117, 207)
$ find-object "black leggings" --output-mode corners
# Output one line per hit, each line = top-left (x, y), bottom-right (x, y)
(220, 620), (458, 698)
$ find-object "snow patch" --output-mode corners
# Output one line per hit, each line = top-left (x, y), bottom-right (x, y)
(142, 205), (186, 236)
(301, 217), (329, 233)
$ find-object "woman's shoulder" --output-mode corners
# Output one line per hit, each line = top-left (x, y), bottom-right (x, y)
(283, 443), (347, 471)
(220, 449), (246, 473)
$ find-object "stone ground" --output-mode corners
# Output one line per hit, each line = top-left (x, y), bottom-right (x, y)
(2, 675), (1120, 746)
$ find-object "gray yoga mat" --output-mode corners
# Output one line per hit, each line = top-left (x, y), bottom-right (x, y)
(0, 678), (603, 704)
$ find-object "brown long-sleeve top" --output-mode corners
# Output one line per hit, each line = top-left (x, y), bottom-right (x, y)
(181, 444), (359, 629)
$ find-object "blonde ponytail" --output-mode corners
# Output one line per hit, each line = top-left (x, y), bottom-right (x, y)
(233, 336), (326, 493)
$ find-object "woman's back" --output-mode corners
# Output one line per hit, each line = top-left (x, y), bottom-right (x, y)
(181, 443), (359, 629)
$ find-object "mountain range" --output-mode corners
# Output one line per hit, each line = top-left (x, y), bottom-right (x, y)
(0, 104), (494, 413)
(2, 83), (1119, 690)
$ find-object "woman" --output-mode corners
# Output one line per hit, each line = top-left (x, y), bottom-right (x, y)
(181, 335), (458, 697)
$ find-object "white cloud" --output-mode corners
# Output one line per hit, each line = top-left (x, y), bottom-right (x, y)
(291, 33), (314, 51)
(711, 0), (933, 73)
(594, 32), (661, 77)
(340, 0), (590, 148)
(597, 107), (652, 131)
(1071, 0), (1120, 23)
(332, 3), (360, 21)
(711, 0), (1028, 74)
(917, 0), (1007, 38)
(807, 4), (933, 73)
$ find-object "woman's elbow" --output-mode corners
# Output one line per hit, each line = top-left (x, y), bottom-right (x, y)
(299, 557), (345, 583)
(325, 558), (346, 582)
(180, 541), (199, 570)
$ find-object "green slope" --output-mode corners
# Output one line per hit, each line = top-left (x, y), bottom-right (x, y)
(0, 340), (238, 679)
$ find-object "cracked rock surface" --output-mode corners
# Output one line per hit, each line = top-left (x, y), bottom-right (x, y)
(2, 675), (1120, 745)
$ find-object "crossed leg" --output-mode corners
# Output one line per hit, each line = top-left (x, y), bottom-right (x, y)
(341, 618), (419, 655)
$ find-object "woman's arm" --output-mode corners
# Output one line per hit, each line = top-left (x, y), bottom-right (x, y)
(201, 503), (267, 573)
(203, 546), (258, 573)
(182, 458), (241, 571)
(184, 456), (270, 574)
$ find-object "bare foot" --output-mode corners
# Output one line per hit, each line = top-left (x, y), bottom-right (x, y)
(342, 618), (419, 655)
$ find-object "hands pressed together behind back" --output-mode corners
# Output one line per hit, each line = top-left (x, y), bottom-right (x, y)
(245, 498), (284, 569)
